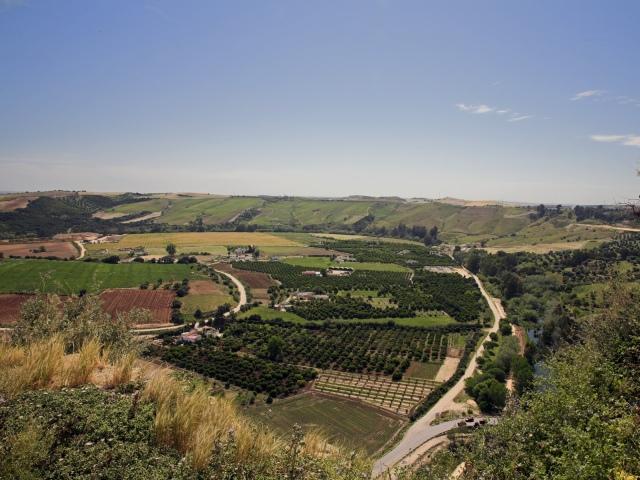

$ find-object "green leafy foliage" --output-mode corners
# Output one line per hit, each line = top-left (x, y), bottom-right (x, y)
(318, 239), (454, 267)
(151, 342), (315, 397)
(233, 261), (411, 290)
(223, 317), (478, 375)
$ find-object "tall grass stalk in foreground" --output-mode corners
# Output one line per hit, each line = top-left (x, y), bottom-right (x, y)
(62, 338), (101, 387)
(0, 336), (64, 398)
(105, 351), (138, 389)
(142, 370), (281, 470)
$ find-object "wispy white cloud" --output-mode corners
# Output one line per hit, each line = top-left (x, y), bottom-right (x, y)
(571, 89), (605, 101)
(456, 103), (494, 114)
(508, 115), (533, 122)
(456, 103), (533, 122)
(590, 134), (640, 147)
(572, 89), (640, 108)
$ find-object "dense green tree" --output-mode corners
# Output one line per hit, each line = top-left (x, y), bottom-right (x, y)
(165, 243), (177, 256)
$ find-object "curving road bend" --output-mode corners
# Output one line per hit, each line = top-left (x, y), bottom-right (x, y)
(214, 269), (247, 315)
(372, 270), (505, 478)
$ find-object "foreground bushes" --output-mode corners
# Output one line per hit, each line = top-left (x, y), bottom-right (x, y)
(0, 368), (369, 479)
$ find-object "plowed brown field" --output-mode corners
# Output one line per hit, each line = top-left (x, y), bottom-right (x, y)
(99, 289), (175, 325)
(0, 240), (78, 259)
(0, 294), (31, 325)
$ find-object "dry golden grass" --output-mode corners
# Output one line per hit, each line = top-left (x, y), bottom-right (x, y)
(104, 352), (138, 389)
(62, 338), (101, 387)
(0, 337), (139, 397)
(0, 336), (64, 398)
(0, 342), (26, 368)
(142, 369), (282, 470)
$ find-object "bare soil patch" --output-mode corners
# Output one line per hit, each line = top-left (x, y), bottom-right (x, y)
(213, 263), (276, 289)
(92, 211), (127, 219)
(53, 232), (100, 242)
(434, 356), (461, 382)
(513, 325), (526, 354)
(0, 196), (34, 211)
(188, 279), (225, 295)
(0, 293), (32, 325)
(99, 289), (175, 325)
(251, 288), (271, 303)
(0, 240), (78, 259)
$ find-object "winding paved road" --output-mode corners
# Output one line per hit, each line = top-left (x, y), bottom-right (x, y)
(372, 269), (505, 478)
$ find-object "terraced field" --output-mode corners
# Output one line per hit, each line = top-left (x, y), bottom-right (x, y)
(314, 370), (440, 416)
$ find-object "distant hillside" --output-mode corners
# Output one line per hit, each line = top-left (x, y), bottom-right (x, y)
(1, 192), (635, 246)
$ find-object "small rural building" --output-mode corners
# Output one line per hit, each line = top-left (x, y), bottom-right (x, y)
(326, 268), (353, 277)
(180, 331), (202, 343)
(295, 292), (330, 301)
(301, 270), (322, 277)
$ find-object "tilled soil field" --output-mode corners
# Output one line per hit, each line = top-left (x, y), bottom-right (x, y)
(0, 240), (78, 259)
(0, 293), (32, 325)
(99, 289), (175, 325)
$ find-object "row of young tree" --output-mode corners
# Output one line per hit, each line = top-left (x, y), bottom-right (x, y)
(233, 261), (412, 290)
(317, 239), (454, 267)
(151, 341), (316, 399)
(222, 317), (479, 376)
(290, 295), (413, 320)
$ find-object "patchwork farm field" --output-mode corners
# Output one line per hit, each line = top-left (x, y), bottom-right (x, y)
(99, 289), (176, 325)
(246, 393), (404, 455)
(179, 280), (233, 315)
(0, 240), (78, 259)
(0, 259), (197, 294)
(88, 232), (303, 256)
(313, 370), (440, 416)
(0, 288), (178, 325)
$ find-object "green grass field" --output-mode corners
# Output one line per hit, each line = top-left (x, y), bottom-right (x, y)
(245, 393), (404, 455)
(338, 289), (392, 308)
(180, 291), (233, 314)
(283, 256), (411, 272)
(158, 197), (265, 225)
(344, 314), (455, 327)
(238, 305), (454, 327)
(107, 197), (171, 214)
(405, 361), (442, 380)
(0, 259), (197, 294)
(238, 306), (306, 323)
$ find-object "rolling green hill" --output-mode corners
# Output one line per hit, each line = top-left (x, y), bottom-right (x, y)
(102, 194), (537, 237)
(2, 192), (630, 249)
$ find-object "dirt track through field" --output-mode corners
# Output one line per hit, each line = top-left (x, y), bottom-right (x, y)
(372, 269), (505, 477)
(214, 270), (247, 314)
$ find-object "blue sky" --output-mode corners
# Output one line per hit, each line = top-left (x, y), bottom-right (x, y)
(1, 0), (638, 204)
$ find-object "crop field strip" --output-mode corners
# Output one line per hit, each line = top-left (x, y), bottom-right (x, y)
(99, 288), (175, 324)
(313, 370), (440, 415)
(0, 259), (197, 294)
